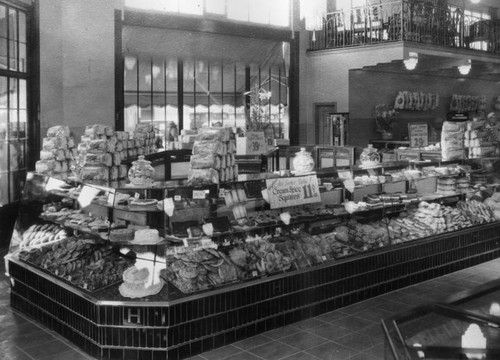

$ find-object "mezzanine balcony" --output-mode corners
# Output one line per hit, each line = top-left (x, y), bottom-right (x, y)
(308, 0), (500, 55)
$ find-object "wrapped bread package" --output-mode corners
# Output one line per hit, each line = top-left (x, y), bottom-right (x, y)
(133, 132), (147, 140)
(43, 137), (68, 151)
(188, 168), (219, 186)
(84, 124), (114, 137)
(115, 141), (123, 152)
(84, 152), (113, 167)
(127, 139), (135, 149)
(118, 165), (128, 179)
(219, 168), (226, 183)
(53, 161), (69, 173)
(112, 152), (121, 166)
(192, 140), (224, 156)
(190, 153), (221, 170)
(87, 138), (117, 153)
(135, 138), (146, 148)
(135, 123), (154, 133)
(47, 125), (70, 138)
(137, 147), (145, 156)
(196, 127), (230, 142)
(115, 131), (129, 141)
(79, 166), (109, 182)
(77, 142), (89, 153)
(227, 140), (236, 154)
(40, 149), (66, 161)
(220, 154), (227, 169)
(109, 166), (119, 181)
(35, 160), (55, 174)
(441, 121), (466, 161)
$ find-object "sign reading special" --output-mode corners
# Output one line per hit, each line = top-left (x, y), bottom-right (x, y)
(265, 175), (321, 209)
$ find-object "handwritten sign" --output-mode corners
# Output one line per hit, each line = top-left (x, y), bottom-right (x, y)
(236, 131), (266, 155)
(408, 122), (428, 148)
(265, 175), (321, 209)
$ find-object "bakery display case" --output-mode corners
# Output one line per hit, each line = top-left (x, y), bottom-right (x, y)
(5, 157), (500, 360)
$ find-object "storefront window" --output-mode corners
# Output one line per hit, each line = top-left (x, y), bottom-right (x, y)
(0, 2), (29, 206)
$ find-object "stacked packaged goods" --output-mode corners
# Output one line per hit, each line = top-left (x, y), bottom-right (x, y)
(441, 121), (466, 161)
(35, 126), (76, 179)
(464, 120), (497, 158)
(188, 127), (238, 186)
(132, 123), (157, 156)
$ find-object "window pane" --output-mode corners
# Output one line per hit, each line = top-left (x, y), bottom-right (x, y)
(179, 0), (203, 15)
(19, 42), (25, 72)
(0, 141), (7, 171)
(19, 79), (26, 109)
(124, 56), (137, 91)
(249, 0), (269, 24)
(0, 38), (7, 70)
(227, 0), (249, 21)
(9, 35), (17, 71)
(0, 172), (8, 205)
(0, 6), (6, 38)
(9, 77), (17, 109)
(206, 0), (225, 15)
(9, 109), (17, 138)
(152, 58), (164, 92)
(270, 0), (290, 27)
(138, 58), (151, 91)
(183, 59), (195, 129)
(18, 11), (25, 43)
(0, 76), (7, 108)
(9, 8), (17, 41)
(10, 170), (24, 202)
(19, 109), (26, 138)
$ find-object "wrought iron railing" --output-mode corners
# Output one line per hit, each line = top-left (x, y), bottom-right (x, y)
(308, 0), (500, 54)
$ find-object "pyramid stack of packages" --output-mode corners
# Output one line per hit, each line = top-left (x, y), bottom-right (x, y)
(464, 120), (497, 158)
(188, 127), (238, 186)
(441, 121), (466, 161)
(75, 124), (127, 182)
(132, 123), (157, 155)
(35, 125), (76, 179)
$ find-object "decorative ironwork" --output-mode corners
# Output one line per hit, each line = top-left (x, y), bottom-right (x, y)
(308, 0), (500, 54)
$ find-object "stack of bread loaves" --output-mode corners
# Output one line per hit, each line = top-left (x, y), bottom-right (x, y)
(441, 121), (466, 161)
(75, 124), (127, 182)
(464, 120), (496, 158)
(35, 125), (76, 179)
(188, 127), (238, 186)
(132, 123), (157, 156)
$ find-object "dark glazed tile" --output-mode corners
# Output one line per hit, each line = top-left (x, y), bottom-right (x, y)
(306, 323), (350, 341)
(248, 340), (300, 360)
(306, 341), (359, 360)
(233, 334), (272, 350)
(364, 342), (385, 359)
(264, 324), (301, 340)
(279, 331), (328, 350)
(334, 332), (379, 352)
(201, 344), (241, 360)
(355, 324), (386, 342)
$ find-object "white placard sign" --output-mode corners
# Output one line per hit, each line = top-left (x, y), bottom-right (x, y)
(408, 122), (428, 148)
(265, 175), (321, 209)
(236, 131), (266, 155)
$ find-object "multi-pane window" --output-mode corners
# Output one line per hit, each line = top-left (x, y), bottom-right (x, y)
(0, 3), (28, 206)
(124, 56), (289, 148)
(125, 0), (290, 27)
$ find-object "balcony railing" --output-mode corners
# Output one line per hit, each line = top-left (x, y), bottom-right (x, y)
(308, 0), (500, 54)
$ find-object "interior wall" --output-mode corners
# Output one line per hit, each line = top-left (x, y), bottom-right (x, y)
(299, 42), (405, 145)
(348, 69), (500, 147)
(39, 0), (120, 143)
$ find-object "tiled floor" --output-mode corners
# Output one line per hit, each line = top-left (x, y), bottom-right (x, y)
(2, 244), (500, 360)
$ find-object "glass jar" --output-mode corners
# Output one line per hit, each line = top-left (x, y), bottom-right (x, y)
(293, 148), (315, 173)
(360, 144), (380, 167)
(128, 156), (155, 186)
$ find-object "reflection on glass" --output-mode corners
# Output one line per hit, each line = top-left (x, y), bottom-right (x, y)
(18, 11), (25, 43)
(9, 9), (17, 72)
(0, 38), (7, 70)
(9, 109), (18, 138)
(10, 77), (17, 109)
(19, 79), (26, 109)
(0, 6), (6, 38)
(0, 141), (7, 171)
(0, 108), (6, 140)
(18, 42), (25, 72)
(9, 140), (19, 171)
(0, 172), (8, 205)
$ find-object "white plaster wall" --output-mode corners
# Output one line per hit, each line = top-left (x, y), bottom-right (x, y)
(39, 0), (120, 142)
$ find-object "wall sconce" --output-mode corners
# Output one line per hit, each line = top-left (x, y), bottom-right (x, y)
(458, 59), (471, 75)
(404, 52), (418, 70)
(300, 0), (327, 42)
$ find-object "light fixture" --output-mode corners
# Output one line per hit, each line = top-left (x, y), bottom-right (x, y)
(458, 59), (471, 75)
(404, 52), (418, 70)
(300, 0), (327, 42)
(124, 56), (137, 70)
(470, 0), (481, 4)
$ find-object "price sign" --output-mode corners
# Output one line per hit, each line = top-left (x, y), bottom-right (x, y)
(77, 186), (100, 208)
(192, 190), (207, 199)
(343, 179), (356, 193)
(408, 122), (428, 148)
(337, 170), (353, 181)
(236, 131), (266, 155)
(265, 175), (321, 209)
(107, 191), (116, 207)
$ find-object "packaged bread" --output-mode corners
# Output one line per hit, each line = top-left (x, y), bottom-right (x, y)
(233, 164), (238, 179)
(120, 150), (127, 161)
(79, 166), (109, 181)
(115, 131), (129, 141)
(135, 123), (154, 133)
(127, 139), (135, 149)
(226, 166), (233, 181)
(219, 168), (226, 182)
(188, 168), (219, 186)
(84, 152), (113, 167)
(87, 138), (117, 153)
(115, 141), (124, 152)
(443, 121), (466, 132)
(67, 137), (75, 148)
(118, 165), (128, 179)
(227, 153), (234, 167)
(77, 142), (89, 152)
(196, 127), (229, 142)
(54, 161), (68, 173)
(135, 138), (146, 148)
(109, 166), (119, 181)
(227, 140), (236, 154)
(40, 149), (66, 161)
(35, 160), (55, 174)
(467, 120), (486, 131)
(192, 140), (224, 156)
(220, 154), (227, 169)
(47, 125), (70, 138)
(190, 153), (221, 169)
(112, 152), (121, 166)
(137, 147), (145, 156)
(84, 124), (114, 137)
(42, 137), (68, 151)
(133, 132), (147, 140)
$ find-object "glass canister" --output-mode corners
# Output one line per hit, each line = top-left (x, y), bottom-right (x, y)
(128, 155), (155, 186)
(293, 147), (315, 173)
(360, 144), (380, 167)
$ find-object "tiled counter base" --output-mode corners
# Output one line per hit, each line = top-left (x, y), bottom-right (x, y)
(6, 222), (500, 360)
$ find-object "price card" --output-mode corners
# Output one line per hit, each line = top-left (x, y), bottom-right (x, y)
(337, 170), (353, 181)
(218, 188), (226, 198)
(236, 131), (266, 155)
(174, 195), (181, 201)
(163, 197), (175, 216)
(343, 179), (356, 193)
(45, 177), (67, 192)
(107, 191), (116, 207)
(322, 255), (327, 261)
(193, 190), (206, 199)
(77, 186), (100, 208)
(134, 192), (141, 199)
(408, 122), (428, 148)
